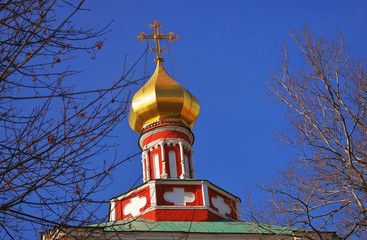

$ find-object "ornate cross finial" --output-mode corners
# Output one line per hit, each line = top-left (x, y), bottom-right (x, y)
(136, 20), (179, 62)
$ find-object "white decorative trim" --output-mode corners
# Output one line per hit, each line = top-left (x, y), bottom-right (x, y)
(142, 118), (191, 131)
(160, 141), (168, 178)
(163, 187), (195, 206)
(179, 141), (186, 179)
(145, 150), (151, 181)
(211, 195), (231, 215)
(144, 138), (192, 152)
(123, 196), (147, 217)
(153, 206), (207, 210)
(142, 151), (147, 182)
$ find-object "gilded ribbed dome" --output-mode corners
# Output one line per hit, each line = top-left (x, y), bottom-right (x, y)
(128, 62), (200, 133)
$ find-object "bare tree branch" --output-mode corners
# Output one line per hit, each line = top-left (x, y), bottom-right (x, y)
(0, 1), (149, 239)
(246, 27), (367, 239)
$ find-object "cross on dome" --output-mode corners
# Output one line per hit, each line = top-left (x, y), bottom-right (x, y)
(109, 21), (240, 224)
(129, 20), (200, 133)
(136, 20), (179, 62)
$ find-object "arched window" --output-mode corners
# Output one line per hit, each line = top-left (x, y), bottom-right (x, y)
(184, 154), (190, 178)
(153, 154), (160, 179)
(169, 151), (177, 178)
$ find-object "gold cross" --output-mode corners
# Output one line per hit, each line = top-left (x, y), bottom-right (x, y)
(136, 20), (179, 62)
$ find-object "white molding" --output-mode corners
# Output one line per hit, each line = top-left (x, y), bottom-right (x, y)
(179, 141), (186, 179)
(153, 206), (207, 210)
(144, 138), (191, 151)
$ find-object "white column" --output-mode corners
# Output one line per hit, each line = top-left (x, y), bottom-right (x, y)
(145, 150), (151, 181)
(160, 141), (168, 178)
(141, 151), (147, 182)
(179, 141), (186, 179)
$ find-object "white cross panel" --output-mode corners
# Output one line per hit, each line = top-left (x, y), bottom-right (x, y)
(123, 196), (147, 217)
(163, 187), (195, 206)
(211, 195), (231, 215)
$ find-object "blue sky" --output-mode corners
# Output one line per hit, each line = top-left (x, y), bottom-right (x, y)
(70, 1), (367, 217)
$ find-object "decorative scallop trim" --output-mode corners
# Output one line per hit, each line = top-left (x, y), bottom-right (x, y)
(142, 118), (191, 131)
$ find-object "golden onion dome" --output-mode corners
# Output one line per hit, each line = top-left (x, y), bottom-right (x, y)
(128, 61), (200, 133)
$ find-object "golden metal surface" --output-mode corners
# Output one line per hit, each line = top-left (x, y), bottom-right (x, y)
(135, 20), (179, 62)
(128, 62), (200, 133)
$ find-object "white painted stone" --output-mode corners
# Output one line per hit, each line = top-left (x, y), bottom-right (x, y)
(109, 201), (116, 221)
(211, 195), (231, 215)
(123, 196), (147, 217)
(163, 187), (195, 206)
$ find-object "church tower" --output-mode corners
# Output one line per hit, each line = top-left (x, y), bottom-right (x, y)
(42, 20), (340, 240)
(109, 20), (240, 222)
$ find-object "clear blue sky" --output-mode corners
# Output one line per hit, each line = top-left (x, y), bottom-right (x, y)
(70, 1), (367, 218)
